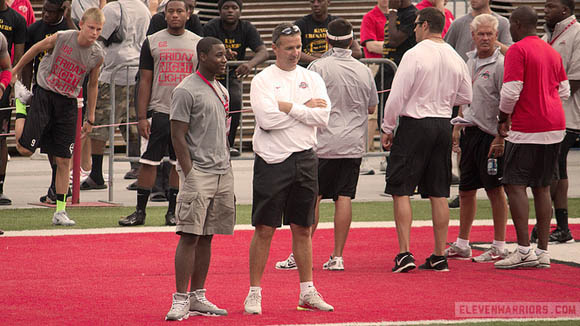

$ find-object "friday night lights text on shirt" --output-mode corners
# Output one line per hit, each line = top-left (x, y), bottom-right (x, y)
(158, 48), (196, 86)
(304, 27), (328, 55)
(45, 44), (86, 97)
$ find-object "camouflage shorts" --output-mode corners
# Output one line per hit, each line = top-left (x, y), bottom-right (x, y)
(90, 82), (138, 143)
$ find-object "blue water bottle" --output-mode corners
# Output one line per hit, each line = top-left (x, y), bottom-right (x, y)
(487, 154), (498, 176)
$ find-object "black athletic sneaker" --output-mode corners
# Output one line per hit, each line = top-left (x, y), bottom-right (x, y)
(549, 227), (574, 243)
(530, 225), (538, 243)
(165, 211), (176, 226)
(448, 195), (460, 208)
(119, 210), (146, 226)
(418, 254), (449, 272)
(392, 252), (416, 273)
(40, 187), (57, 204)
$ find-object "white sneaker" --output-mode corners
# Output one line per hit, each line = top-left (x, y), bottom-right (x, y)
(494, 250), (539, 269)
(472, 246), (508, 263)
(536, 251), (551, 269)
(165, 293), (190, 321)
(298, 290), (334, 312)
(379, 159), (387, 172)
(322, 256), (344, 271)
(275, 253), (297, 270)
(244, 290), (262, 314)
(444, 242), (472, 259)
(52, 210), (76, 226)
(188, 289), (227, 316)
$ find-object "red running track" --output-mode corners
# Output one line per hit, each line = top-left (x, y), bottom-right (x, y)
(1, 224), (579, 325)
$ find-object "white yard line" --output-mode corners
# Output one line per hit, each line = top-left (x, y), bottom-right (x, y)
(277, 317), (580, 326)
(3, 218), (580, 237)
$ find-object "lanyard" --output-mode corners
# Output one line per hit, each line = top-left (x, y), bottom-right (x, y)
(548, 19), (577, 46)
(196, 70), (229, 114)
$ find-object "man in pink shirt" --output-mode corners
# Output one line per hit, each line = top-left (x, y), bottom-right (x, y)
(415, 0), (454, 37)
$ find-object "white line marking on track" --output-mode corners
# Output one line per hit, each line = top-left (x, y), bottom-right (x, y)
(3, 218), (580, 238)
(276, 317), (580, 326)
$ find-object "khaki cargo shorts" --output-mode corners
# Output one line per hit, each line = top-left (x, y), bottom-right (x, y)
(176, 166), (236, 236)
(90, 82), (138, 143)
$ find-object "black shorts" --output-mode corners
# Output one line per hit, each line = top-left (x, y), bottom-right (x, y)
(19, 86), (77, 158)
(139, 111), (176, 165)
(557, 130), (579, 179)
(459, 127), (503, 191)
(318, 158), (361, 200)
(502, 141), (560, 188)
(385, 116), (451, 198)
(0, 85), (12, 138)
(252, 149), (318, 228)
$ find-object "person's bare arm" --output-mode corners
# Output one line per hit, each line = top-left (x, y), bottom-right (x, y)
(365, 40), (384, 55)
(137, 69), (153, 139)
(12, 34), (58, 82)
(83, 58), (103, 135)
(171, 120), (193, 177)
(350, 39), (363, 59)
(235, 45), (268, 78)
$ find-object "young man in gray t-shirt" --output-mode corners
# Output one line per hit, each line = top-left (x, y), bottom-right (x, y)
(165, 37), (234, 321)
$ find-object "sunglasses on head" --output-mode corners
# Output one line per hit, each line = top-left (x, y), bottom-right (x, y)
(273, 25), (301, 43)
(414, 20), (425, 27)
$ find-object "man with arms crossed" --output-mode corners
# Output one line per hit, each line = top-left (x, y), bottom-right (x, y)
(382, 7), (471, 273)
(119, 0), (201, 227)
(275, 18), (378, 271)
(165, 37), (234, 321)
(444, 14), (509, 262)
(244, 23), (333, 314)
(494, 6), (569, 270)
(12, 8), (104, 225)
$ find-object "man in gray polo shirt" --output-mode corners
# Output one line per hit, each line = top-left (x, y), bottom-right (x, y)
(444, 0), (512, 61)
(444, 14), (509, 263)
(165, 37), (234, 321)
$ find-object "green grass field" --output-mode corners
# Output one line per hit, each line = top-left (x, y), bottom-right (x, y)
(1, 198), (579, 231)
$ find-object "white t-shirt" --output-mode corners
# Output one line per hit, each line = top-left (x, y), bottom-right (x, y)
(251, 64), (331, 164)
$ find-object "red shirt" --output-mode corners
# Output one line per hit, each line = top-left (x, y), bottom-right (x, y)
(10, 0), (35, 26)
(503, 36), (567, 133)
(415, 0), (454, 37)
(360, 6), (386, 58)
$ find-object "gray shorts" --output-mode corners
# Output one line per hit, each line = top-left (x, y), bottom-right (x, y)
(176, 166), (236, 236)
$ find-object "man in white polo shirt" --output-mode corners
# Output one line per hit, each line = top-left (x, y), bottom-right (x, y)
(244, 22), (333, 315)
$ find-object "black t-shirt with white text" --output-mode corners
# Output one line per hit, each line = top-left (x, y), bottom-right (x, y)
(26, 19), (71, 84)
(147, 12), (203, 36)
(294, 14), (338, 56)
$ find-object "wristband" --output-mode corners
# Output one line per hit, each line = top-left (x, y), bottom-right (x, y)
(389, 9), (398, 13)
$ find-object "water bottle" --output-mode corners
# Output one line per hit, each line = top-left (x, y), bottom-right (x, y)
(487, 155), (498, 176)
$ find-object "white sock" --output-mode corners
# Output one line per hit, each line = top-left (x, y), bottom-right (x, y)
(518, 245), (531, 254)
(456, 237), (469, 248)
(492, 240), (505, 251)
(535, 248), (547, 256)
(300, 282), (315, 295)
(249, 286), (261, 295)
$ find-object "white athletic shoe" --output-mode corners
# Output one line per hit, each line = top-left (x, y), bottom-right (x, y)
(472, 246), (508, 263)
(165, 293), (190, 321)
(275, 253), (297, 270)
(494, 250), (539, 269)
(298, 290), (334, 312)
(444, 242), (472, 259)
(52, 210), (76, 226)
(536, 251), (551, 269)
(244, 290), (262, 315)
(188, 289), (227, 316)
(322, 256), (344, 271)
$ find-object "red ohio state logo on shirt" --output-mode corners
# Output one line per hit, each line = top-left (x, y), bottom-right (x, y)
(299, 82), (308, 89)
